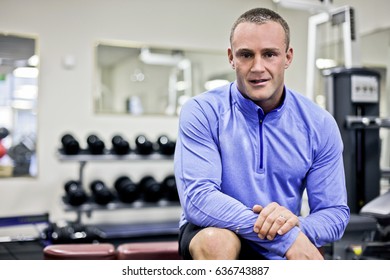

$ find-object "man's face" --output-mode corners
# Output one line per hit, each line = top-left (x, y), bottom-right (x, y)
(228, 21), (293, 113)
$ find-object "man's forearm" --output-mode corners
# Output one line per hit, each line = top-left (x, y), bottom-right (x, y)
(285, 231), (324, 260)
(298, 206), (350, 247)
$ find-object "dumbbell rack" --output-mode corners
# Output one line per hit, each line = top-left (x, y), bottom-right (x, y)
(57, 149), (179, 223)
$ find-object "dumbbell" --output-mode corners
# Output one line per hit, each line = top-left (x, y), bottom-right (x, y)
(161, 175), (180, 202)
(111, 135), (130, 155)
(114, 176), (141, 203)
(64, 180), (87, 206)
(90, 180), (114, 205)
(139, 176), (163, 203)
(0, 127), (9, 140)
(87, 134), (105, 155)
(46, 222), (99, 244)
(135, 134), (154, 155)
(61, 133), (80, 155)
(156, 135), (176, 156)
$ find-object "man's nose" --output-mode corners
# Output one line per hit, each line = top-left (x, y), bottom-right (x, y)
(251, 55), (265, 72)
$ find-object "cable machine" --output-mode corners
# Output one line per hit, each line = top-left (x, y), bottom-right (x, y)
(301, 1), (390, 259)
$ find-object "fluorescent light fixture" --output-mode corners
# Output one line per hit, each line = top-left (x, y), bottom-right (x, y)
(315, 58), (337, 69)
(11, 100), (35, 110)
(13, 67), (39, 78)
(139, 48), (183, 66)
(273, 0), (333, 13)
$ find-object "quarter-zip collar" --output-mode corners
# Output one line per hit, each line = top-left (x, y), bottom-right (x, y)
(230, 81), (288, 173)
(230, 81), (288, 120)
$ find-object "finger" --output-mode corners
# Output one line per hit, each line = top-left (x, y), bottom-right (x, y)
(254, 203), (279, 238)
(277, 216), (299, 235)
(265, 214), (287, 240)
(258, 210), (281, 239)
(252, 204), (263, 213)
(253, 203), (278, 236)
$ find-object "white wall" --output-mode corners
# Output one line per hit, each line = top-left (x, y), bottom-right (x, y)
(0, 0), (389, 224)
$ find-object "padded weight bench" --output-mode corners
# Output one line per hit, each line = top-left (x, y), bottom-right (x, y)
(43, 243), (116, 260)
(360, 190), (390, 225)
(117, 241), (181, 260)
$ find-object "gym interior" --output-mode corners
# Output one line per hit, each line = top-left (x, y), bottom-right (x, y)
(0, 0), (389, 260)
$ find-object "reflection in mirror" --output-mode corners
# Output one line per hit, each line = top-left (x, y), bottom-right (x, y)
(94, 41), (234, 115)
(0, 33), (38, 177)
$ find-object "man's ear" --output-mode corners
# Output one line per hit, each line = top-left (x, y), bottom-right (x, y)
(228, 48), (235, 69)
(285, 47), (293, 69)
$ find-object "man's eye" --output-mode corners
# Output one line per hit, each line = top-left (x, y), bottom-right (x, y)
(264, 52), (276, 58)
(240, 52), (252, 58)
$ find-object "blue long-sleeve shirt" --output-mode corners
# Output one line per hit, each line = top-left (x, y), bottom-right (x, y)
(174, 82), (350, 259)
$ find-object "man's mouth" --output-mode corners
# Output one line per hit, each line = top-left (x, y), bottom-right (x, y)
(249, 78), (269, 85)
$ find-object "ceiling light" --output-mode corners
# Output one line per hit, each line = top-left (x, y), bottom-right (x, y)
(273, 0), (333, 13)
(13, 67), (39, 78)
(139, 48), (183, 66)
(315, 58), (337, 69)
(204, 79), (230, 91)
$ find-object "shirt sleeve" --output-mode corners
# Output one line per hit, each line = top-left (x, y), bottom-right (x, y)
(298, 116), (350, 247)
(174, 98), (300, 258)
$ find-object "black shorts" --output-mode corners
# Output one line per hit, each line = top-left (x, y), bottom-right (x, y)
(178, 222), (267, 260)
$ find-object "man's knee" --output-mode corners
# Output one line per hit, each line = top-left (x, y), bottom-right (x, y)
(189, 227), (241, 259)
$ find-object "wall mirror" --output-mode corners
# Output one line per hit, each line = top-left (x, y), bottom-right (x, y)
(94, 41), (234, 116)
(0, 33), (38, 178)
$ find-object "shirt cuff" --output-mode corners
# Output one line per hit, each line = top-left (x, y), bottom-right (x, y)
(273, 226), (301, 257)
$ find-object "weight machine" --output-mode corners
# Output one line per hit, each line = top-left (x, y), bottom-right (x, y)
(301, 2), (390, 259)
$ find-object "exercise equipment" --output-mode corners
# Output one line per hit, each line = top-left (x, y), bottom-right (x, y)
(0, 213), (50, 260)
(0, 127), (9, 161)
(60, 133), (80, 155)
(117, 241), (180, 260)
(114, 176), (141, 203)
(43, 241), (179, 260)
(90, 180), (114, 205)
(44, 222), (102, 244)
(139, 176), (163, 203)
(111, 135), (131, 155)
(64, 180), (87, 206)
(0, 140), (6, 158)
(324, 67), (390, 259)
(86, 134), (105, 155)
(359, 191), (390, 259)
(135, 134), (154, 155)
(156, 135), (176, 155)
(7, 134), (35, 176)
(0, 127), (9, 140)
(43, 243), (116, 260)
(324, 67), (381, 213)
(161, 174), (179, 202)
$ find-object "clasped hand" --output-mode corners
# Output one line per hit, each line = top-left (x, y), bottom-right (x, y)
(252, 202), (299, 241)
(253, 202), (324, 260)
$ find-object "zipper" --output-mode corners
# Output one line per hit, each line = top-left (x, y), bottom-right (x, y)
(258, 110), (264, 171)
